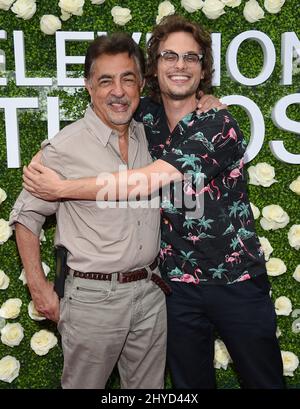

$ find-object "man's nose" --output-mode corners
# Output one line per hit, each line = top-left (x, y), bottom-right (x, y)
(111, 80), (125, 97)
(174, 56), (186, 70)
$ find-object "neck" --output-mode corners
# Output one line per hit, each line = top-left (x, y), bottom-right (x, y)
(162, 94), (198, 132)
(116, 127), (129, 140)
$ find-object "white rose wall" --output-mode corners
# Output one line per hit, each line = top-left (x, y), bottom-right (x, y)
(0, 0), (299, 388)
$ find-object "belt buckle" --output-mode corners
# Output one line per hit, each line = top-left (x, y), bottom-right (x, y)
(118, 272), (128, 283)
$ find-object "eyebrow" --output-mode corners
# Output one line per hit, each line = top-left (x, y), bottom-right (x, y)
(162, 49), (201, 54)
(121, 71), (137, 78)
(97, 71), (137, 82)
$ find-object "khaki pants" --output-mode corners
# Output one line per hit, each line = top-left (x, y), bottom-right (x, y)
(58, 267), (167, 389)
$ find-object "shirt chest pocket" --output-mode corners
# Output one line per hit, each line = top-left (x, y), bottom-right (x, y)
(67, 200), (131, 241)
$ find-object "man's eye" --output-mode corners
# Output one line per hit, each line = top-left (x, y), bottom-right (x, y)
(99, 79), (112, 86)
(164, 53), (177, 61)
(123, 77), (136, 84)
(185, 54), (198, 63)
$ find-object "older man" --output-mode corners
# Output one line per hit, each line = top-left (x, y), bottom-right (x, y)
(10, 33), (168, 389)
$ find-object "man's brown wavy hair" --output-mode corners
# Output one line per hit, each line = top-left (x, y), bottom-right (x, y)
(145, 15), (213, 103)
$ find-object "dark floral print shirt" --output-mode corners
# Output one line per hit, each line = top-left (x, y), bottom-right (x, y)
(135, 97), (267, 285)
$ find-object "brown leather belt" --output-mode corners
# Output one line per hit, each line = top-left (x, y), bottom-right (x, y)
(72, 258), (172, 295)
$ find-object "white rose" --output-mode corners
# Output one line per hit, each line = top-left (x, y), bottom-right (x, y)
(250, 202), (260, 220)
(40, 15), (62, 35)
(0, 188), (7, 204)
(111, 6), (132, 26)
(292, 265), (300, 283)
(214, 339), (231, 370)
(0, 219), (12, 244)
(58, 0), (84, 16)
(281, 351), (299, 377)
(266, 257), (287, 277)
(260, 205), (289, 231)
(181, 0), (204, 13)
(258, 236), (273, 261)
(0, 270), (10, 290)
(0, 355), (20, 383)
(292, 320), (300, 334)
(156, 1), (175, 24)
(1, 323), (24, 347)
(91, 0), (105, 4)
(19, 261), (50, 285)
(221, 0), (241, 7)
(41, 261), (51, 276)
(39, 228), (46, 243)
(289, 176), (300, 195)
(202, 0), (225, 19)
(292, 309), (300, 319)
(60, 10), (71, 20)
(11, 0), (36, 20)
(0, 298), (22, 319)
(264, 0), (285, 14)
(0, 0), (15, 11)
(275, 296), (292, 316)
(247, 162), (276, 187)
(291, 312), (300, 334)
(243, 0), (264, 23)
(30, 330), (58, 356)
(288, 225), (300, 250)
(28, 301), (46, 321)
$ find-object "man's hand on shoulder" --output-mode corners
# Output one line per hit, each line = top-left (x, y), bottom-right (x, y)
(23, 162), (64, 201)
(197, 92), (227, 114)
(31, 150), (43, 164)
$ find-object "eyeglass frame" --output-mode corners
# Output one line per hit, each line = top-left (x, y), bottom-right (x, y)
(157, 50), (204, 65)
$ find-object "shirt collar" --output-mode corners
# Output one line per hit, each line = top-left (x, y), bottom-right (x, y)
(84, 104), (138, 146)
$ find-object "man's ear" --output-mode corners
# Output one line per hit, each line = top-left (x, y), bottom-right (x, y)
(84, 78), (92, 97)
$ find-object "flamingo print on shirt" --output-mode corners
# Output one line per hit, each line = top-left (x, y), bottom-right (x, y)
(135, 98), (267, 285)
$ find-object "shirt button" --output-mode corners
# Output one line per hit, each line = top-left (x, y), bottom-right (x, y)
(139, 245), (143, 250)
(138, 221), (141, 226)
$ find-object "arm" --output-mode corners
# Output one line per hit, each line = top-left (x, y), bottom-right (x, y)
(15, 223), (59, 322)
(10, 142), (62, 321)
(135, 95), (227, 123)
(23, 159), (183, 201)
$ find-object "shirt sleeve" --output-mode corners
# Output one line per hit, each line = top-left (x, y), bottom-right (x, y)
(9, 142), (62, 237)
(161, 111), (246, 186)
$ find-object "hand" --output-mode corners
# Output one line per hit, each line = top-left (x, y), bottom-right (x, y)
(196, 93), (228, 114)
(31, 150), (42, 164)
(22, 162), (63, 201)
(32, 281), (60, 323)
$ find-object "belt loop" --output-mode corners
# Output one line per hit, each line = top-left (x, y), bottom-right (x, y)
(111, 273), (118, 291)
(145, 265), (153, 282)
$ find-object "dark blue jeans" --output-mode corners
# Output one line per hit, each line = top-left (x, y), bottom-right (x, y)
(166, 274), (285, 389)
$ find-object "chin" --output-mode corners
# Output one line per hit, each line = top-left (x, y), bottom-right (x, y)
(169, 90), (195, 100)
(110, 116), (132, 126)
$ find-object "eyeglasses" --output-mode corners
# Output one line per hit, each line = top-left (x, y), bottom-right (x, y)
(157, 50), (204, 66)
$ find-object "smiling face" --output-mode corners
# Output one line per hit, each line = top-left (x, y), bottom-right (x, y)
(85, 52), (143, 130)
(156, 31), (204, 102)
